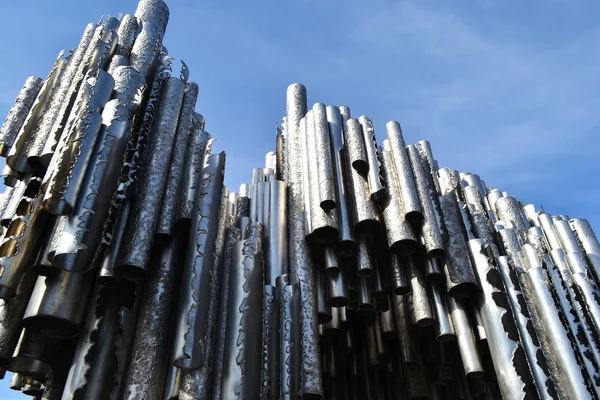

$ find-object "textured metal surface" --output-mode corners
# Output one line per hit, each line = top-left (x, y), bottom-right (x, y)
(0, 77), (45, 157)
(156, 81), (198, 240)
(385, 121), (422, 222)
(0, 3), (599, 398)
(117, 77), (185, 277)
(380, 143), (418, 255)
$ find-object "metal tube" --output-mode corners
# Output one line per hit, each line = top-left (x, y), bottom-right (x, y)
(385, 121), (422, 222)
(495, 196), (530, 233)
(538, 213), (562, 250)
(448, 296), (484, 377)
(407, 145), (445, 258)
(156, 81), (199, 241)
(284, 83), (323, 397)
(344, 119), (381, 235)
(117, 77), (186, 278)
(569, 218), (600, 285)
(429, 282), (454, 341)
(407, 256), (434, 327)
(171, 152), (225, 369)
(439, 195), (478, 298)
(389, 254), (410, 295)
(312, 103), (336, 212)
(22, 268), (95, 338)
(380, 142), (418, 256)
(520, 245), (592, 399)
(358, 116), (385, 203)
(316, 268), (332, 324)
(220, 223), (264, 399)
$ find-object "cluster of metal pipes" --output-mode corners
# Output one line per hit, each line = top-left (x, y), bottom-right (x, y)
(0, 1), (599, 399)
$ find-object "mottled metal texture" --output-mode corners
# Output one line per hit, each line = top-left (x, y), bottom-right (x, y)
(468, 239), (535, 399)
(122, 55), (187, 199)
(156, 81), (199, 240)
(447, 296), (484, 377)
(122, 240), (179, 400)
(11, 56), (67, 172)
(407, 256), (434, 327)
(565, 252), (600, 334)
(0, 174), (33, 227)
(311, 103), (336, 212)
(407, 145), (445, 258)
(495, 255), (553, 399)
(520, 245), (593, 399)
(260, 284), (278, 400)
(357, 116), (385, 203)
(495, 195), (530, 233)
(130, 0), (170, 81)
(355, 237), (375, 277)
(463, 185), (499, 256)
(22, 268), (95, 338)
(31, 24), (96, 169)
(385, 121), (422, 222)
(171, 152), (225, 369)
(98, 200), (130, 287)
(117, 77), (186, 277)
(543, 252), (600, 398)
(379, 145), (418, 255)
(107, 55), (129, 75)
(439, 195), (478, 298)
(0, 179), (47, 300)
(176, 124), (211, 231)
(266, 180), (288, 285)
(41, 21), (119, 171)
(209, 226), (241, 400)
(570, 218), (600, 285)
(284, 83), (323, 398)
(221, 223), (264, 399)
(390, 294), (419, 365)
(42, 69), (115, 215)
(304, 111), (337, 243)
(429, 282), (454, 341)
(0, 77), (45, 157)
(178, 188), (228, 400)
(0, 266), (36, 365)
(116, 15), (139, 58)
(52, 67), (144, 273)
(344, 118), (368, 174)
(277, 275), (297, 400)
(326, 106), (355, 253)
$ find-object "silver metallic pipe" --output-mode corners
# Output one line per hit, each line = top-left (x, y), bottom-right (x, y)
(379, 142), (418, 256)
(265, 151), (277, 172)
(429, 282), (454, 341)
(462, 185), (498, 256)
(220, 223), (264, 399)
(344, 119), (381, 235)
(0, 74), (44, 155)
(327, 106), (355, 252)
(565, 252), (600, 335)
(210, 226), (241, 400)
(22, 268), (95, 338)
(391, 294), (419, 365)
(277, 274), (298, 400)
(122, 239), (181, 399)
(385, 121), (422, 222)
(495, 255), (553, 399)
(312, 103), (336, 212)
(468, 239), (535, 399)
(117, 76), (186, 278)
(570, 218), (600, 285)
(538, 213), (562, 250)
(522, 204), (541, 227)
(265, 180), (287, 285)
(447, 297), (484, 378)
(9, 329), (59, 380)
(408, 145), (445, 258)
(389, 253), (410, 295)
(172, 152), (225, 369)
(495, 196), (530, 233)
(42, 69), (115, 215)
(439, 195), (478, 298)
(176, 119), (210, 231)
(407, 256), (434, 327)
(520, 244), (593, 399)
(51, 66), (144, 272)
(305, 110), (338, 243)
(156, 81), (199, 241)
(355, 237), (374, 277)
(284, 83), (323, 397)
(316, 268), (332, 324)
(326, 268), (350, 308)
(130, 0), (169, 82)
(358, 276), (374, 311)
(358, 116), (385, 203)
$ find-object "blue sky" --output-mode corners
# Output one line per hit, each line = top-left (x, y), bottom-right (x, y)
(0, 0), (599, 395)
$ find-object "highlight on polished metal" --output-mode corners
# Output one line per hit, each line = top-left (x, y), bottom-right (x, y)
(0, 1), (598, 399)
